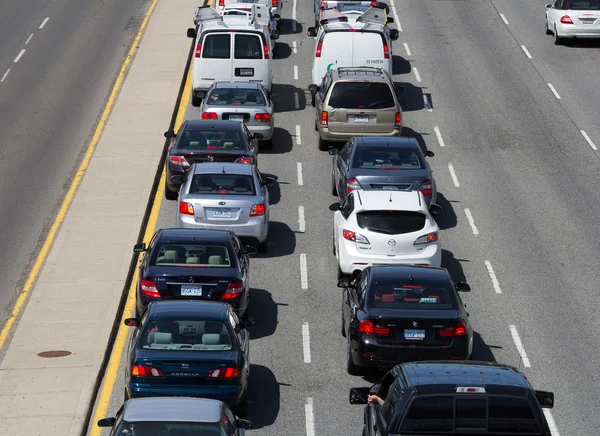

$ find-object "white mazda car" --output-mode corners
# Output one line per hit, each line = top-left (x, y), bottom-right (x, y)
(545, 0), (600, 44)
(333, 190), (442, 278)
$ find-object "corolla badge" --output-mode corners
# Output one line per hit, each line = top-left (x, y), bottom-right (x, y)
(219, 201), (226, 205)
(412, 321), (418, 327)
(207, 155), (214, 161)
(388, 239), (396, 246)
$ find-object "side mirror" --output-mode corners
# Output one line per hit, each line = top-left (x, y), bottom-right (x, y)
(429, 204), (442, 215)
(97, 417), (116, 427)
(187, 28), (197, 38)
(271, 30), (280, 40)
(164, 130), (175, 139)
(307, 27), (317, 37)
(390, 29), (399, 41)
(535, 390), (554, 408)
(349, 387), (370, 404)
(133, 242), (146, 252)
(245, 245), (258, 255)
(545, 4), (552, 8)
(456, 282), (471, 293)
(424, 150), (435, 157)
(387, 17), (394, 23)
(254, 133), (264, 140)
(170, 175), (184, 185)
(237, 418), (254, 429)
(308, 84), (319, 93)
(328, 148), (339, 155)
(264, 176), (276, 186)
(328, 202), (341, 212)
(337, 278), (351, 288)
(273, 14), (281, 20)
(124, 318), (139, 327)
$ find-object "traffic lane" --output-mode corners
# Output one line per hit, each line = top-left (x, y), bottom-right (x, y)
(0, 0), (148, 326)
(396, 0), (600, 433)
(0, 0), (49, 66)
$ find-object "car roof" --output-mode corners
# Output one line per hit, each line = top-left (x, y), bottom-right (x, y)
(190, 162), (255, 175)
(370, 265), (449, 282)
(182, 120), (244, 131)
(123, 397), (222, 423)
(214, 81), (261, 90)
(156, 228), (232, 243)
(353, 190), (425, 212)
(354, 137), (419, 149)
(148, 300), (229, 320)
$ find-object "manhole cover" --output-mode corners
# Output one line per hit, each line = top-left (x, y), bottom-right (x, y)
(37, 350), (72, 358)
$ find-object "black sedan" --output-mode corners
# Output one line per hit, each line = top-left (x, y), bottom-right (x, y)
(133, 228), (255, 319)
(164, 120), (261, 200)
(340, 265), (472, 375)
(329, 136), (437, 206)
(124, 300), (251, 415)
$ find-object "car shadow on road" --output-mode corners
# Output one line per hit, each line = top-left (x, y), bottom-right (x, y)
(401, 126), (431, 153)
(441, 249), (467, 283)
(392, 55), (411, 75)
(561, 39), (600, 49)
(471, 331), (499, 362)
(247, 364), (281, 427)
(434, 193), (457, 230)
(261, 127), (293, 154)
(272, 84), (306, 112)
(273, 42), (292, 59)
(256, 221), (296, 258)
(397, 82), (425, 112)
(279, 18), (303, 35)
(262, 172), (281, 205)
(248, 288), (279, 340)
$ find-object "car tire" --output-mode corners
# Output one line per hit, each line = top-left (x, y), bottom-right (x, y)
(341, 305), (346, 337)
(191, 94), (201, 107)
(331, 173), (338, 196)
(164, 183), (178, 200)
(318, 137), (328, 151)
(262, 139), (273, 150)
(554, 26), (563, 45)
(545, 19), (552, 35)
(346, 339), (361, 376)
(332, 235), (336, 256)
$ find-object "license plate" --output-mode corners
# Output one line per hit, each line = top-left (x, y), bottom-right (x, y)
(181, 285), (202, 296)
(229, 115), (243, 122)
(354, 115), (369, 123)
(213, 209), (232, 218)
(236, 68), (254, 76)
(580, 18), (595, 23)
(382, 185), (399, 190)
(404, 329), (425, 340)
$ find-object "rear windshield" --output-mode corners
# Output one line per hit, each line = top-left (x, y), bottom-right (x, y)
(152, 243), (232, 267)
(328, 82), (395, 109)
(118, 421), (227, 436)
(356, 210), (426, 234)
(566, 1), (600, 10)
(177, 129), (244, 150)
(190, 173), (256, 195)
(207, 88), (266, 106)
(202, 34), (231, 59)
(370, 283), (454, 310)
(234, 34), (263, 59)
(352, 147), (424, 170)
(141, 320), (233, 351)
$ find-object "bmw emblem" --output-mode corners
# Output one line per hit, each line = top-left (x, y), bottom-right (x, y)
(188, 277), (194, 283)
(388, 239), (396, 246)
(207, 155), (214, 161)
(219, 201), (226, 205)
(412, 321), (418, 327)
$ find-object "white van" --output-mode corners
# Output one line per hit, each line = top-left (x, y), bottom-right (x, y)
(217, 0), (282, 29)
(220, 3), (279, 51)
(187, 7), (273, 106)
(307, 7), (398, 85)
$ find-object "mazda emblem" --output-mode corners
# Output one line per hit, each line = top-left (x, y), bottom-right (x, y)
(181, 363), (189, 369)
(412, 321), (418, 327)
(207, 155), (214, 161)
(219, 201), (226, 205)
(388, 239), (396, 246)
(188, 277), (194, 283)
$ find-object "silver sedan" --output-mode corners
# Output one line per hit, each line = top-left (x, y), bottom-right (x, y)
(175, 162), (274, 251)
(199, 82), (275, 149)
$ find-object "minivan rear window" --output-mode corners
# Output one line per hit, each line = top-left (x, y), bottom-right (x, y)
(234, 34), (263, 59)
(328, 82), (395, 109)
(356, 211), (426, 235)
(202, 34), (231, 59)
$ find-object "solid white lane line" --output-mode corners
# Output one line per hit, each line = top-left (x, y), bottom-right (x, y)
(292, 40), (298, 54)
(543, 410), (561, 436)
(434, 126), (446, 147)
(14, 49), (26, 63)
(484, 260), (502, 294)
(298, 205), (306, 232)
(509, 325), (532, 368)
(39, 17), (50, 29)
(447, 163), (460, 187)
(403, 42), (411, 56)
(389, 1), (402, 31)
(300, 254), (308, 289)
(294, 65), (298, 80)
(499, 13), (509, 25)
(520, 45), (532, 59)
(0, 69), (9, 82)
(547, 83), (561, 99)
(464, 208), (479, 235)
(296, 124), (302, 145)
(413, 67), (422, 83)
(25, 33), (34, 44)
(581, 130), (598, 151)
(294, 92), (300, 110)
(302, 322), (312, 363)
(297, 162), (304, 185)
(305, 398), (315, 436)
(292, 0), (297, 32)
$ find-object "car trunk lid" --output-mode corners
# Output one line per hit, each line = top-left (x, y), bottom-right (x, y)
(147, 266), (238, 301)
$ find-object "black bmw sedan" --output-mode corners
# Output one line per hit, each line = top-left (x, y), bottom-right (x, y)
(340, 265), (472, 375)
(133, 228), (255, 319)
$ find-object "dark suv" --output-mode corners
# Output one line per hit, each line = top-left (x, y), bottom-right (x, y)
(350, 360), (555, 435)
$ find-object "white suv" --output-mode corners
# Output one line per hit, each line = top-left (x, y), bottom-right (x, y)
(333, 190), (442, 277)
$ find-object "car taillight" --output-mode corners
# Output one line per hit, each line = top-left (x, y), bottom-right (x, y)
(560, 15), (573, 24)
(395, 112), (402, 127)
(419, 178), (432, 196)
(347, 177), (360, 193)
(272, 0), (278, 6)
(414, 232), (438, 245)
(250, 203), (266, 217)
(342, 229), (370, 244)
(169, 155), (190, 168)
(195, 42), (202, 58)
(219, 0), (225, 5)
(254, 113), (271, 122)
(234, 157), (253, 164)
(139, 280), (160, 298)
(222, 282), (244, 300)
(359, 320), (390, 336)
(263, 45), (269, 59)
(439, 321), (468, 337)
(179, 201), (194, 215)
(320, 111), (328, 126)
(206, 367), (241, 378)
(315, 43), (323, 57)
(371, 0), (377, 5)
(383, 44), (390, 59)
(202, 112), (218, 119)
(131, 365), (165, 377)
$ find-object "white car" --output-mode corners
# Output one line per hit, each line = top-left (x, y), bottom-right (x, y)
(217, 0), (282, 29)
(333, 190), (442, 278)
(545, 0), (600, 44)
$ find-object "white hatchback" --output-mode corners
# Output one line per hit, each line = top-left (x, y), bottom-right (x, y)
(333, 190), (442, 277)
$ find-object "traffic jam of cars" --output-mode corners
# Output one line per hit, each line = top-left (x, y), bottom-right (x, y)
(92, 0), (596, 434)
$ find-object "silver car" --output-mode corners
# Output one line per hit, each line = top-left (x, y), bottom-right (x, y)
(175, 162), (274, 251)
(199, 82), (275, 149)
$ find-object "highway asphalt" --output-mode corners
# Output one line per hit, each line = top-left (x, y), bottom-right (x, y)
(0, 0), (150, 329)
(94, 0), (600, 435)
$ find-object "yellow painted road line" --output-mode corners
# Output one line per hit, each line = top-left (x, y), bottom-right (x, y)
(0, 0), (160, 351)
(88, 68), (192, 436)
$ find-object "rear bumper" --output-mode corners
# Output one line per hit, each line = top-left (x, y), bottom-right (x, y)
(319, 126), (402, 142)
(127, 384), (245, 407)
(247, 124), (274, 141)
(556, 24), (600, 38)
(176, 214), (269, 243)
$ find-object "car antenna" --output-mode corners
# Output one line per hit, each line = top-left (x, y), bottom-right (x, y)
(222, 166), (226, 174)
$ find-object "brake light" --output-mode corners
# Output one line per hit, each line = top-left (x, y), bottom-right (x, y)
(315, 43), (323, 57)
(272, 0), (278, 6)
(560, 15), (573, 24)
(414, 232), (438, 245)
(254, 113), (271, 122)
(371, 0), (377, 5)
(169, 155), (190, 168)
(342, 229), (370, 244)
(250, 203), (266, 217)
(222, 283), (244, 300)
(179, 201), (194, 215)
(131, 365), (165, 377)
(219, 0), (225, 5)
(419, 178), (432, 196)
(320, 111), (328, 126)
(263, 45), (269, 59)
(139, 280), (160, 298)
(439, 321), (468, 337)
(195, 42), (202, 58)
(359, 320), (390, 336)
(395, 112), (402, 127)
(347, 177), (360, 193)
(202, 112), (218, 119)
(383, 44), (389, 59)
(206, 367), (241, 378)
(234, 157), (253, 164)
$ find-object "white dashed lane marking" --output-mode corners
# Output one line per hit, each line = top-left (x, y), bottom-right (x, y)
(484, 260), (502, 294)
(305, 398), (315, 436)
(300, 253), (308, 289)
(295, 124), (302, 145)
(25, 33), (34, 44)
(520, 45), (532, 59)
(14, 49), (26, 63)
(302, 322), (311, 363)
(434, 126), (446, 147)
(447, 163), (460, 187)
(509, 325), (532, 368)
(39, 17), (49, 29)
(581, 130), (598, 151)
(403, 42), (411, 56)
(0, 69), (9, 82)
(464, 208), (479, 235)
(547, 83), (561, 99)
(297, 162), (304, 185)
(298, 205), (306, 232)
(500, 13), (509, 25)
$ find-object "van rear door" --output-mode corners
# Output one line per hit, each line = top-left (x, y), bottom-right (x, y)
(232, 32), (272, 91)
(313, 31), (353, 83)
(351, 31), (389, 74)
(196, 32), (234, 87)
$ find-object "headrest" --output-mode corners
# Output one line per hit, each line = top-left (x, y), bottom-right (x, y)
(164, 250), (178, 261)
(154, 332), (173, 344)
(186, 257), (200, 264)
(208, 255), (223, 265)
(202, 333), (221, 345)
